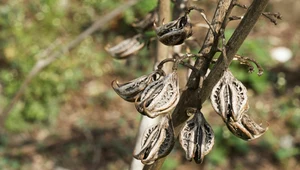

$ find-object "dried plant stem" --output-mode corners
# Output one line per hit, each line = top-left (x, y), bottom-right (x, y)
(0, 0), (139, 131)
(201, 0), (270, 100)
(155, 0), (172, 72)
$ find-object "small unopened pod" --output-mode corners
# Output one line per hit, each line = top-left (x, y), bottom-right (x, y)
(179, 110), (214, 164)
(105, 34), (144, 59)
(154, 14), (192, 46)
(226, 113), (268, 141)
(133, 115), (175, 165)
(210, 70), (249, 122)
(135, 71), (180, 118)
(112, 70), (165, 102)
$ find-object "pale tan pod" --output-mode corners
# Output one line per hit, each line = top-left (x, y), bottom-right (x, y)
(143, 71), (180, 117)
(226, 113), (268, 141)
(179, 110), (214, 164)
(105, 34), (144, 59)
(210, 70), (249, 121)
(135, 71), (180, 118)
(133, 115), (175, 165)
(112, 69), (165, 102)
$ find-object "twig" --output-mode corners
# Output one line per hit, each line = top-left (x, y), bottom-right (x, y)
(0, 0), (140, 130)
(234, 2), (281, 25)
(201, 0), (270, 103)
(174, 0), (234, 135)
(233, 54), (264, 76)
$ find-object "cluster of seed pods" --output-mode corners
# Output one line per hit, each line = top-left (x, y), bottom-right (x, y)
(111, 59), (217, 164)
(112, 69), (180, 118)
(105, 7), (196, 59)
(112, 67), (180, 164)
(108, 6), (268, 166)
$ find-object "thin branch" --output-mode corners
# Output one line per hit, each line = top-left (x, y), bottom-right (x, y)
(155, 0), (172, 72)
(173, 0), (234, 133)
(234, 2), (281, 25)
(201, 0), (270, 101)
(0, 0), (140, 130)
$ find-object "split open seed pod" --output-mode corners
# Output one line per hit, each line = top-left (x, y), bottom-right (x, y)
(179, 109), (214, 164)
(210, 70), (249, 122)
(154, 14), (192, 46)
(226, 113), (268, 141)
(135, 71), (180, 118)
(133, 115), (175, 165)
(105, 34), (144, 59)
(112, 69), (165, 102)
(132, 8), (158, 32)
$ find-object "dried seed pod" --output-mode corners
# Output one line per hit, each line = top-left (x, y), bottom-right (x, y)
(210, 70), (249, 121)
(154, 14), (192, 46)
(105, 34), (144, 59)
(210, 70), (267, 140)
(134, 115), (175, 165)
(226, 113), (268, 141)
(135, 78), (164, 113)
(112, 70), (165, 102)
(179, 110), (214, 164)
(133, 9), (158, 32)
(135, 71), (180, 118)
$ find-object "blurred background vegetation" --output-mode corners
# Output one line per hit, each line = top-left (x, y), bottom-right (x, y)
(0, 0), (299, 170)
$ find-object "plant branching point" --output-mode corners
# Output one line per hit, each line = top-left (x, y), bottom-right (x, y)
(107, 0), (280, 169)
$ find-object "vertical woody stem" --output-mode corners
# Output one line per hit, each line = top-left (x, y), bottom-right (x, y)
(201, 0), (270, 101)
(155, 0), (172, 71)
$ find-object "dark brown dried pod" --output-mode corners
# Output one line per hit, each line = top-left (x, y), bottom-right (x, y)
(179, 110), (214, 164)
(134, 115), (175, 165)
(210, 70), (249, 122)
(226, 113), (268, 141)
(154, 14), (192, 46)
(135, 71), (180, 118)
(105, 34), (144, 59)
(112, 69), (165, 102)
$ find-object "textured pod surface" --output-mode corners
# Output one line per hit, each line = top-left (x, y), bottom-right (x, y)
(154, 15), (192, 46)
(135, 71), (180, 118)
(210, 70), (249, 121)
(179, 110), (214, 164)
(226, 113), (268, 141)
(211, 70), (267, 140)
(112, 70), (165, 102)
(135, 77), (164, 114)
(133, 115), (175, 165)
(105, 34), (144, 59)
